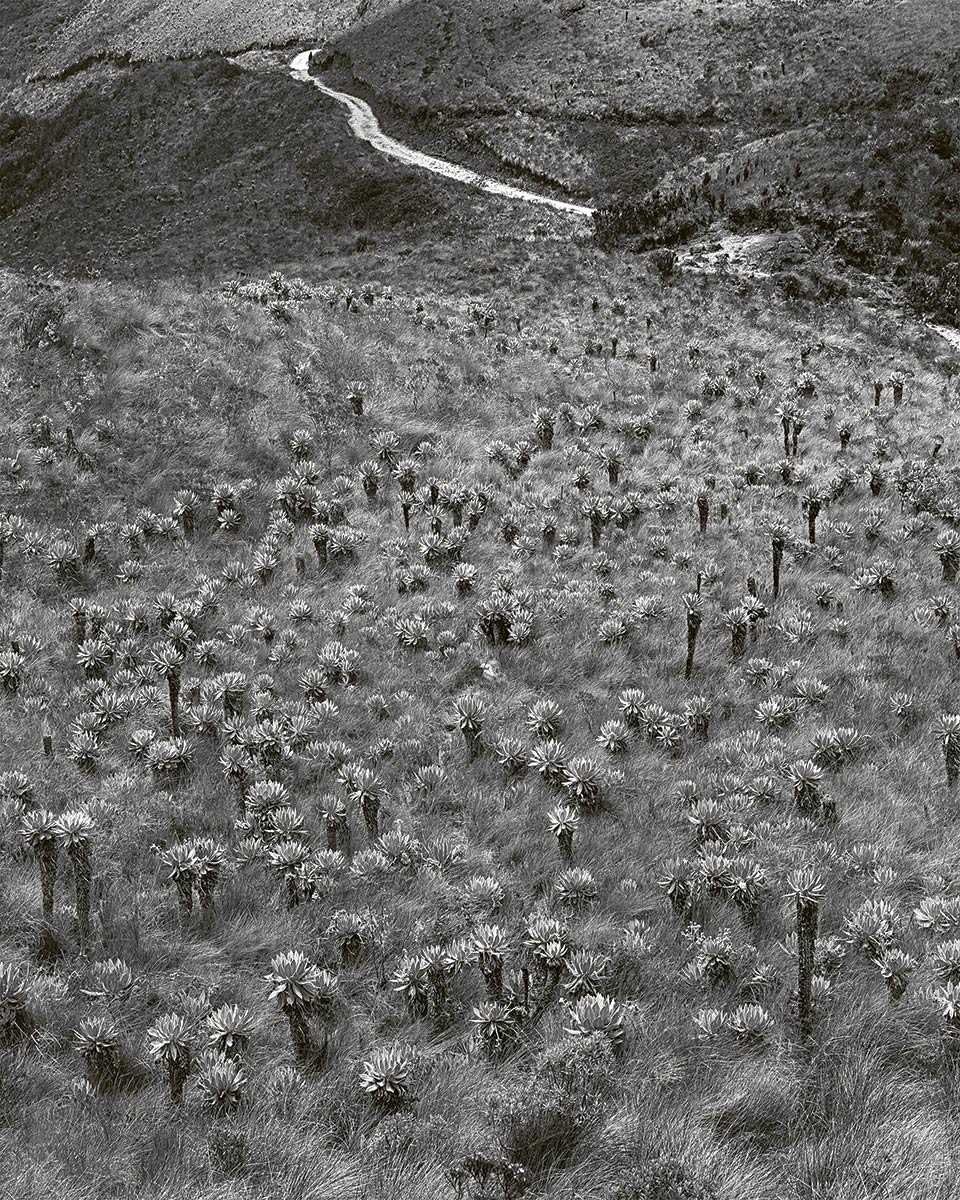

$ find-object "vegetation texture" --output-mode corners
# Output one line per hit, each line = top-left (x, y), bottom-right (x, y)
(1, 252), (960, 1199)
(3, 1), (960, 1198)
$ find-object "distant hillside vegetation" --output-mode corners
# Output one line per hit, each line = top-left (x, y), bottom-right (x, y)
(0, 0), (361, 83)
(329, 0), (960, 197)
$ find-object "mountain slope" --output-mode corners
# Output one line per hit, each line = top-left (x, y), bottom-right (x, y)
(3, 0), (959, 293)
(328, 0), (960, 197)
(1, 0), (361, 82)
(0, 56), (481, 277)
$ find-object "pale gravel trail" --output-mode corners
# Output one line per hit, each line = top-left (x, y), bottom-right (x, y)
(288, 50), (595, 217)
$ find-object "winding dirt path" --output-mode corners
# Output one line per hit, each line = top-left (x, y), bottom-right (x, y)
(288, 51), (595, 217)
(287, 51), (960, 355)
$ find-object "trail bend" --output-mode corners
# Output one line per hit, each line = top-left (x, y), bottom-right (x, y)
(288, 50), (595, 217)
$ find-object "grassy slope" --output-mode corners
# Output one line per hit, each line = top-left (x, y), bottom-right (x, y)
(2, 255), (960, 1198)
(4, 2), (960, 1196)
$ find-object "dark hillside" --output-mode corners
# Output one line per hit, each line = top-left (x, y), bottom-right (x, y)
(0, 59), (475, 277)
